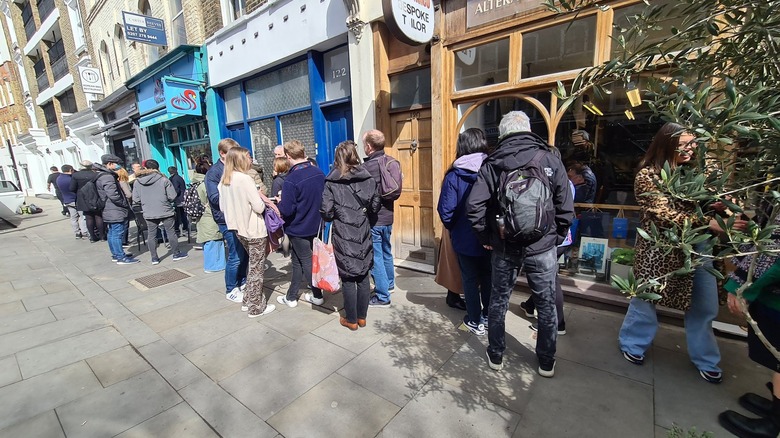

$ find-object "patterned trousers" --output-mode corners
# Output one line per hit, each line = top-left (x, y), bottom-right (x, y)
(238, 235), (268, 315)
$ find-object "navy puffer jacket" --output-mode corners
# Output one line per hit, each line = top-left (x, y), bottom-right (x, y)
(437, 153), (488, 257)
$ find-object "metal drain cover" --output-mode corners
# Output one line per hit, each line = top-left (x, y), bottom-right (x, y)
(131, 269), (192, 290)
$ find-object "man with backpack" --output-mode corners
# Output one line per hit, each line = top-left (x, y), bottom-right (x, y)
(70, 160), (105, 242)
(467, 111), (573, 377)
(56, 165), (89, 239)
(94, 154), (140, 264)
(168, 166), (189, 237)
(362, 129), (402, 308)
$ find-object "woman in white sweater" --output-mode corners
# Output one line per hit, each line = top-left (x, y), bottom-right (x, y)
(218, 146), (275, 317)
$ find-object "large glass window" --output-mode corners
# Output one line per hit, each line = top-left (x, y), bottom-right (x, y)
(58, 89), (77, 114)
(280, 111), (315, 158)
(458, 93), (550, 149)
(390, 68), (431, 109)
(250, 118), (278, 187)
(22, 1), (35, 40)
(454, 38), (509, 91)
(224, 85), (243, 124)
(323, 46), (351, 101)
(611, 1), (695, 58)
(170, 0), (187, 48)
(245, 61), (310, 119)
(521, 16), (597, 78)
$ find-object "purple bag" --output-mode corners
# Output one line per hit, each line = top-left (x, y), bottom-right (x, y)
(264, 208), (285, 250)
(378, 155), (403, 201)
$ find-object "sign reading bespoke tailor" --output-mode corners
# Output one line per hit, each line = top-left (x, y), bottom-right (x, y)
(382, 0), (435, 46)
(122, 11), (167, 46)
(163, 78), (202, 117)
(78, 66), (104, 94)
(467, 0), (542, 28)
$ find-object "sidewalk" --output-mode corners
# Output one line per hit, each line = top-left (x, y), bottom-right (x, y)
(0, 197), (764, 437)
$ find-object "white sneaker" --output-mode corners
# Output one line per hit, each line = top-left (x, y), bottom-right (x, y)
(302, 292), (324, 306)
(276, 295), (298, 308)
(241, 305), (249, 312)
(226, 288), (243, 303)
(249, 304), (275, 318)
(240, 283), (247, 292)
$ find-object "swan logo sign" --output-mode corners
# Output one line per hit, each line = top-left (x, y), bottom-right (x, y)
(164, 80), (202, 116)
(382, 0), (434, 46)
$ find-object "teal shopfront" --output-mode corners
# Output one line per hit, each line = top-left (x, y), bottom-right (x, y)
(126, 45), (215, 182)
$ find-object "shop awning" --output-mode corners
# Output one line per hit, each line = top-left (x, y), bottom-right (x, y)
(139, 109), (186, 129)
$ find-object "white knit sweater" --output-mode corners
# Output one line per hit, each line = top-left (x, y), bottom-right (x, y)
(218, 171), (267, 239)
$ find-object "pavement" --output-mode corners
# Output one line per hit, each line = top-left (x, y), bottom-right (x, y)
(0, 197), (769, 438)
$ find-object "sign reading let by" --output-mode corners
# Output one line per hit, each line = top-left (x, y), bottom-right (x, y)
(467, 0), (542, 28)
(122, 11), (167, 46)
(382, 0), (435, 46)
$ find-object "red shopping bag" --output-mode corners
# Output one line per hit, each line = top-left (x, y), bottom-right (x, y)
(312, 225), (341, 293)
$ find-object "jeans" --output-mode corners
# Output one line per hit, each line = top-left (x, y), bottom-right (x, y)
(145, 216), (179, 259)
(286, 235), (322, 301)
(370, 225), (395, 303)
(457, 253), (492, 324)
(107, 222), (128, 260)
(342, 273), (370, 324)
(523, 246), (567, 327)
(65, 204), (88, 236)
(488, 247), (558, 366)
(218, 224), (248, 294)
(618, 262), (721, 372)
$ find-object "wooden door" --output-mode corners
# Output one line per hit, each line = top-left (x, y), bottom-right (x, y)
(387, 109), (435, 266)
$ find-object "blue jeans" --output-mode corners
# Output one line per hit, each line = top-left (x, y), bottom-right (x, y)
(618, 262), (721, 372)
(107, 222), (128, 260)
(371, 225), (395, 303)
(457, 253), (492, 324)
(218, 224), (248, 294)
(488, 248), (558, 366)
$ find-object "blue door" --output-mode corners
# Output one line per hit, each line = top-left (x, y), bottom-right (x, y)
(227, 126), (251, 153)
(321, 103), (353, 169)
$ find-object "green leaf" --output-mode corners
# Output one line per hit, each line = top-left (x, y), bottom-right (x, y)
(704, 266), (725, 280)
(637, 227), (652, 241)
(724, 77), (736, 103)
(635, 292), (662, 302)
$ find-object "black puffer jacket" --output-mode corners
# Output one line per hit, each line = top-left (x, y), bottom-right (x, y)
(320, 166), (381, 278)
(69, 169), (98, 212)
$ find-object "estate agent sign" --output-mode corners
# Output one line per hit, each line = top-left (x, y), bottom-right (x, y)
(466, 0), (542, 28)
(122, 11), (168, 46)
(382, 0), (435, 46)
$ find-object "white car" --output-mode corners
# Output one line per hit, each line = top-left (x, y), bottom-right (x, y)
(0, 180), (25, 227)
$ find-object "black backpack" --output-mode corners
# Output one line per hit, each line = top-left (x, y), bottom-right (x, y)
(77, 174), (105, 213)
(497, 150), (555, 245)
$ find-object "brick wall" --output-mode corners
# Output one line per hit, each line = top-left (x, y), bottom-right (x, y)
(202, 0), (223, 39)
(245, 0), (270, 15)
(183, 0), (205, 45)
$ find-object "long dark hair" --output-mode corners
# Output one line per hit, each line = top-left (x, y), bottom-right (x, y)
(456, 128), (488, 158)
(334, 140), (361, 176)
(638, 122), (688, 170)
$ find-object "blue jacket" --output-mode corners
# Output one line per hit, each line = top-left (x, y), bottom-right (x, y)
(170, 173), (186, 206)
(438, 154), (487, 257)
(56, 174), (77, 204)
(279, 161), (325, 237)
(205, 159), (225, 225)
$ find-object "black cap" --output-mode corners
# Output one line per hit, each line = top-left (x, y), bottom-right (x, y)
(101, 154), (123, 165)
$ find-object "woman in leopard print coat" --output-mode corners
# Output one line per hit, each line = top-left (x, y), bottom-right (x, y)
(618, 122), (733, 384)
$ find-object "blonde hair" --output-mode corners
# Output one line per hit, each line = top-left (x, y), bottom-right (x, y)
(218, 138), (240, 155)
(116, 167), (130, 182)
(283, 140), (306, 160)
(220, 147), (251, 186)
(273, 156), (290, 175)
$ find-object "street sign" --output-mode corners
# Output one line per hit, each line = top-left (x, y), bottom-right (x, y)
(78, 66), (104, 94)
(122, 11), (167, 46)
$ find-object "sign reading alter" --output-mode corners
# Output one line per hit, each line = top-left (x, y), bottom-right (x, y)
(382, 0), (435, 46)
(467, 0), (542, 28)
(78, 67), (104, 95)
(122, 11), (167, 46)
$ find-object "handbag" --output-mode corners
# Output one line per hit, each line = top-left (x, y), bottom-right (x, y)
(312, 223), (341, 293)
(434, 228), (463, 295)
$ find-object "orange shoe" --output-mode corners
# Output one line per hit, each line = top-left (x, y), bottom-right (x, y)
(357, 318), (366, 328)
(340, 317), (358, 331)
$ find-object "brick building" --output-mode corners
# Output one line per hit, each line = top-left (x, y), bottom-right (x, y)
(0, 12), (32, 185)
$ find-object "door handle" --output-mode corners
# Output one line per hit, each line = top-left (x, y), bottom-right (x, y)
(410, 140), (418, 153)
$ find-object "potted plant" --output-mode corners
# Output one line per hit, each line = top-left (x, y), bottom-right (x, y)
(609, 248), (635, 281)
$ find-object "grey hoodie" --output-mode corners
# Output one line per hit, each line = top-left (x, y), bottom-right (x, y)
(132, 169), (177, 220)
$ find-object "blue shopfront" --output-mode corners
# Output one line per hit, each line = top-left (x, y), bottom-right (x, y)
(215, 45), (353, 188)
(127, 45), (216, 182)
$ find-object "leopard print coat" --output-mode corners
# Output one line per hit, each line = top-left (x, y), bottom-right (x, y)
(633, 167), (709, 311)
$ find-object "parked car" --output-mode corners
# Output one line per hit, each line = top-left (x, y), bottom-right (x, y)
(0, 180), (25, 227)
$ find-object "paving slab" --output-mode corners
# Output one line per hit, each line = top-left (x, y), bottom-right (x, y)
(22, 290), (85, 312)
(138, 339), (205, 390)
(109, 286), (153, 304)
(49, 299), (99, 320)
(0, 301), (25, 318)
(17, 326), (128, 378)
(123, 288), (201, 315)
(0, 308), (55, 336)
(114, 402), (219, 438)
(10, 272), (54, 290)
(0, 410), (64, 438)
(221, 334), (355, 419)
(0, 356), (20, 388)
(180, 376), (278, 438)
(160, 306), (256, 354)
(183, 274), (228, 294)
(269, 373), (399, 438)
(0, 313), (108, 355)
(258, 297), (339, 340)
(186, 323), (292, 381)
(380, 377), (521, 438)
(86, 345), (152, 387)
(0, 361), (102, 430)
(0, 286), (46, 305)
(57, 369), (181, 438)
(40, 280), (79, 294)
(88, 296), (161, 347)
(138, 291), (233, 332)
(311, 313), (389, 355)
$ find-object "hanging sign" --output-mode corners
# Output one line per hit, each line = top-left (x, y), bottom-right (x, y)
(122, 11), (167, 46)
(163, 78), (202, 117)
(382, 0), (435, 46)
(78, 66), (104, 94)
(466, 0), (541, 29)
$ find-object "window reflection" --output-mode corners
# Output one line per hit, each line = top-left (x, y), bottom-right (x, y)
(521, 16), (596, 78)
(457, 93), (550, 149)
(454, 38), (509, 91)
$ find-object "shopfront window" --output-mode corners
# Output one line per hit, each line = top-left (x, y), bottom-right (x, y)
(280, 111), (315, 158)
(611, 1), (696, 58)
(183, 143), (211, 173)
(323, 46), (350, 101)
(454, 38), (509, 91)
(250, 118), (278, 187)
(120, 138), (139, 169)
(521, 16), (597, 78)
(224, 85), (243, 124)
(245, 61), (310, 119)
(457, 93), (551, 148)
(390, 68), (431, 109)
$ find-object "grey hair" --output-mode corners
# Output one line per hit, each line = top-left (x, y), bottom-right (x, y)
(498, 111), (531, 137)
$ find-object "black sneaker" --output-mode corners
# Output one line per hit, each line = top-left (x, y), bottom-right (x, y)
(529, 323), (566, 335)
(700, 370), (723, 384)
(622, 350), (644, 365)
(368, 296), (391, 308)
(538, 360), (556, 378)
(172, 252), (188, 261)
(75, 233), (83, 239)
(519, 301), (536, 318)
(486, 350), (503, 371)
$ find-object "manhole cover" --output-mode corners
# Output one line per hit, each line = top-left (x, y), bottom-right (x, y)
(132, 269), (192, 290)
